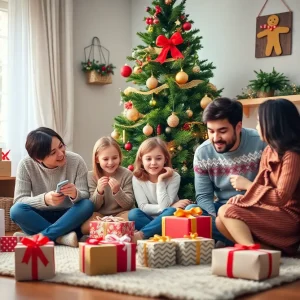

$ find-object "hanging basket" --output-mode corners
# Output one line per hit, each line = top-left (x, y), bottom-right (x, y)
(82, 37), (115, 85)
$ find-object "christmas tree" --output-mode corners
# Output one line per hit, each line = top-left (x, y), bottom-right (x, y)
(112, 0), (221, 200)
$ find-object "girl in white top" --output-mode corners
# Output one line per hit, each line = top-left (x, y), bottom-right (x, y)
(128, 137), (191, 241)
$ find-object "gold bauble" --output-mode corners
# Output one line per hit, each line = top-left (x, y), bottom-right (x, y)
(167, 112), (180, 128)
(165, 0), (172, 4)
(148, 25), (153, 32)
(200, 94), (212, 109)
(126, 107), (139, 121)
(111, 129), (120, 140)
(133, 66), (142, 74)
(175, 70), (188, 84)
(186, 109), (193, 118)
(192, 65), (200, 73)
(181, 164), (188, 173)
(165, 127), (172, 133)
(177, 145), (183, 151)
(149, 99), (157, 106)
(124, 87), (133, 96)
(146, 76), (158, 89)
(142, 124), (154, 136)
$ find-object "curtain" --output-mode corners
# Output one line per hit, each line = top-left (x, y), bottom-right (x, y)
(6, 0), (74, 175)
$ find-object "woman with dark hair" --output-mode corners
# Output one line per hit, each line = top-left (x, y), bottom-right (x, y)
(10, 127), (94, 247)
(216, 99), (300, 255)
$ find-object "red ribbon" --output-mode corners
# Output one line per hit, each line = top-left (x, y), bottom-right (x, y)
(21, 236), (50, 280)
(155, 32), (184, 64)
(2, 150), (10, 161)
(227, 244), (272, 278)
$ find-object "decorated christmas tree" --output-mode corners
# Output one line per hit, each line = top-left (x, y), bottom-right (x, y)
(112, 0), (221, 200)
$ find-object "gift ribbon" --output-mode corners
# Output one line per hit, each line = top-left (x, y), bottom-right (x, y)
(21, 236), (50, 280)
(184, 233), (201, 264)
(174, 207), (203, 218)
(227, 244), (272, 278)
(155, 32), (184, 64)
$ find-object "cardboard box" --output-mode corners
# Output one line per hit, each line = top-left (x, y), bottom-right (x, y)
(0, 161), (11, 177)
(173, 236), (215, 266)
(0, 148), (2, 161)
(15, 240), (55, 281)
(211, 247), (281, 280)
(137, 239), (176, 268)
(162, 215), (212, 239)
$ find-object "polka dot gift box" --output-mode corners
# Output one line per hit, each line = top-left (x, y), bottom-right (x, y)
(0, 236), (21, 252)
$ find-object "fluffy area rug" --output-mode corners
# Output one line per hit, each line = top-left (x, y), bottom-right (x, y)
(1, 246), (300, 300)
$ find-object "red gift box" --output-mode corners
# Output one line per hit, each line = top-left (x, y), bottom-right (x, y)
(162, 208), (212, 239)
(89, 216), (135, 242)
(0, 236), (21, 252)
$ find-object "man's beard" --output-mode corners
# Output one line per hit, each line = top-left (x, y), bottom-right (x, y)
(213, 132), (237, 153)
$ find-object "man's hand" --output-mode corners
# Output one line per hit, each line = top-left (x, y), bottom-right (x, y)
(171, 199), (192, 209)
(108, 177), (120, 194)
(229, 175), (252, 191)
(45, 191), (65, 206)
(158, 167), (174, 182)
(60, 183), (77, 199)
(97, 176), (109, 194)
(228, 194), (244, 204)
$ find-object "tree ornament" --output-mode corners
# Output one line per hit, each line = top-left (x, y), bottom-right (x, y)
(146, 76), (158, 89)
(124, 141), (133, 151)
(186, 109), (193, 118)
(153, 18), (160, 25)
(181, 164), (188, 173)
(165, 127), (172, 134)
(143, 124), (154, 136)
(155, 5), (162, 14)
(128, 164), (134, 172)
(192, 65), (200, 73)
(146, 6), (150, 12)
(165, 0), (172, 4)
(133, 66), (142, 74)
(146, 18), (153, 25)
(200, 94), (213, 109)
(148, 25), (153, 33)
(182, 123), (191, 131)
(156, 124), (162, 135)
(120, 64), (132, 77)
(111, 129), (120, 140)
(177, 145), (183, 151)
(149, 98), (157, 106)
(175, 19), (181, 26)
(126, 107), (139, 121)
(167, 112), (180, 127)
(183, 22), (192, 31)
(175, 69), (188, 84)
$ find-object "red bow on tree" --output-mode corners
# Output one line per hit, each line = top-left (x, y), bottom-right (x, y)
(155, 32), (184, 64)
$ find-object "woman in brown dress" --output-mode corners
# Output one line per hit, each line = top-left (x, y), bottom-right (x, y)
(216, 99), (300, 255)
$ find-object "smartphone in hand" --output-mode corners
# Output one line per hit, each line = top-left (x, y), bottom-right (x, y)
(56, 180), (69, 193)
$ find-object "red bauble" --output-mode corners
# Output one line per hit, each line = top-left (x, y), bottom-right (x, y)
(146, 17), (153, 25)
(183, 22), (192, 31)
(153, 18), (160, 24)
(182, 123), (191, 131)
(156, 124), (161, 135)
(128, 164), (134, 171)
(120, 65), (132, 77)
(124, 141), (133, 151)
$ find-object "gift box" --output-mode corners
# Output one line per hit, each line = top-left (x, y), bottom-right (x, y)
(79, 235), (136, 275)
(162, 208), (212, 239)
(0, 236), (21, 252)
(137, 235), (176, 268)
(89, 216), (134, 241)
(0, 161), (11, 177)
(15, 236), (55, 281)
(173, 233), (215, 266)
(0, 209), (4, 237)
(211, 244), (281, 280)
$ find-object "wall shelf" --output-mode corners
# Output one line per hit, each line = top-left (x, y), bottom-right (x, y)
(238, 95), (300, 118)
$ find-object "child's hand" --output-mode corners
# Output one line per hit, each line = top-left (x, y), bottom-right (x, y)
(171, 199), (192, 209)
(108, 177), (120, 194)
(60, 183), (77, 199)
(229, 175), (252, 191)
(97, 177), (109, 194)
(228, 194), (244, 204)
(45, 191), (65, 206)
(158, 167), (174, 182)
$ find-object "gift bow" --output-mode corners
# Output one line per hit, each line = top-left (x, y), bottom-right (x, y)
(155, 32), (184, 64)
(150, 234), (171, 242)
(86, 234), (131, 249)
(21, 236), (50, 280)
(260, 24), (277, 31)
(184, 232), (199, 239)
(174, 207), (203, 218)
(233, 243), (261, 250)
(96, 215), (125, 222)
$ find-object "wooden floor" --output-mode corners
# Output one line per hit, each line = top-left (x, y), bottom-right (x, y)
(2, 231), (300, 299)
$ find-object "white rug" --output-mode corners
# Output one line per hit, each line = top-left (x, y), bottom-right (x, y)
(1, 246), (300, 300)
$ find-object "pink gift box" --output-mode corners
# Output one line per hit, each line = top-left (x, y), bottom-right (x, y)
(0, 236), (21, 252)
(89, 216), (134, 241)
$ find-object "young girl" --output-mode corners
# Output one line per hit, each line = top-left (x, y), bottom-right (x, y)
(129, 137), (191, 241)
(216, 99), (300, 255)
(81, 137), (135, 234)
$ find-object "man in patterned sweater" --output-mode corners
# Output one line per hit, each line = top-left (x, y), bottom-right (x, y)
(186, 97), (266, 245)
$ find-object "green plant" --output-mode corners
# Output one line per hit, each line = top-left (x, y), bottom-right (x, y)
(81, 59), (116, 76)
(248, 68), (289, 93)
(275, 83), (300, 96)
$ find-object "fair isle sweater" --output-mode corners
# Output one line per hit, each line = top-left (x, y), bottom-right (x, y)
(13, 151), (89, 210)
(87, 166), (135, 215)
(193, 128), (266, 215)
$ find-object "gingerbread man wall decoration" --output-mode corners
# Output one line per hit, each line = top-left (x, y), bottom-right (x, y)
(257, 14), (289, 56)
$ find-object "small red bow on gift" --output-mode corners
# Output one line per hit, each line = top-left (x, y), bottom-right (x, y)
(260, 24), (277, 31)
(155, 32), (184, 64)
(2, 150), (10, 161)
(233, 243), (261, 250)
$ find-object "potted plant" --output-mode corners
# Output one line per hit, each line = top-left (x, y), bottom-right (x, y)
(248, 68), (289, 98)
